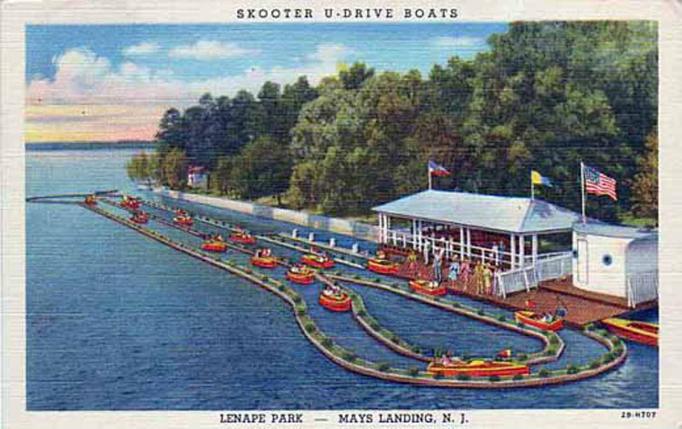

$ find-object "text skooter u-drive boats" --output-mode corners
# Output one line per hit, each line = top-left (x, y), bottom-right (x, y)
(367, 257), (399, 275)
(601, 317), (658, 347)
(427, 359), (530, 378)
(120, 195), (141, 209)
(319, 286), (352, 312)
(230, 230), (256, 245)
(130, 211), (149, 224)
(301, 253), (335, 269)
(286, 265), (315, 285)
(201, 236), (227, 253)
(251, 249), (278, 268)
(514, 310), (564, 332)
(409, 279), (447, 296)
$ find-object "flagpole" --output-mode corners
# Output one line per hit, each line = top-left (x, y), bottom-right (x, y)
(580, 161), (586, 223)
(530, 172), (535, 200)
(428, 169), (432, 190)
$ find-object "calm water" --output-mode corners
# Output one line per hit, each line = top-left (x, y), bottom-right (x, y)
(26, 148), (659, 410)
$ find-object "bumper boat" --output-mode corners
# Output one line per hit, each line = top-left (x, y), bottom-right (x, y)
(230, 232), (256, 245)
(601, 318), (658, 347)
(286, 267), (315, 285)
(130, 211), (149, 224)
(426, 359), (530, 378)
(514, 310), (564, 332)
(120, 196), (141, 209)
(301, 254), (335, 269)
(84, 195), (97, 205)
(367, 258), (399, 275)
(251, 255), (278, 268)
(201, 239), (227, 252)
(173, 215), (193, 226)
(319, 289), (352, 312)
(409, 279), (447, 296)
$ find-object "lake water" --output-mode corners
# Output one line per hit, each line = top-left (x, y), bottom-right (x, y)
(26, 147), (658, 410)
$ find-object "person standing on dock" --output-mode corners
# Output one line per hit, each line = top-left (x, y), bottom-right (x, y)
(447, 257), (460, 283)
(474, 262), (484, 295)
(460, 259), (471, 291)
(433, 248), (445, 283)
(483, 263), (493, 295)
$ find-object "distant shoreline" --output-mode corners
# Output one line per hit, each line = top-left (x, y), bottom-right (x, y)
(26, 141), (154, 151)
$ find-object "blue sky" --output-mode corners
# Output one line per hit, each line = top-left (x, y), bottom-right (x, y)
(26, 23), (507, 142)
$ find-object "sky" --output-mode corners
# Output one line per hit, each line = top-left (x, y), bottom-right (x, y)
(25, 23), (507, 143)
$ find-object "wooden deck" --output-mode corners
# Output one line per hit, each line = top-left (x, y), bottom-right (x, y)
(385, 257), (654, 328)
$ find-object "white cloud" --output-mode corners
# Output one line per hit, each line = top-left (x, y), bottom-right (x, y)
(122, 42), (161, 56)
(169, 40), (259, 60)
(431, 36), (486, 48)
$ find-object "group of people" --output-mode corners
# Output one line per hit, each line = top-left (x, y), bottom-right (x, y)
(322, 283), (343, 297)
(255, 248), (272, 258)
(446, 258), (497, 296)
(289, 263), (310, 274)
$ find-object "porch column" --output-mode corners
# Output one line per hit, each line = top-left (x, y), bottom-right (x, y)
(459, 226), (464, 259)
(412, 219), (417, 249)
(510, 234), (516, 269)
(466, 228), (472, 258)
(532, 234), (538, 265)
(519, 234), (525, 267)
(378, 214), (384, 243)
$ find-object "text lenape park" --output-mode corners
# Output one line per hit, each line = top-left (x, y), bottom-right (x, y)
(126, 21), (657, 227)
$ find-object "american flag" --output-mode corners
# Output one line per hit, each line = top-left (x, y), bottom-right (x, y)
(584, 165), (617, 201)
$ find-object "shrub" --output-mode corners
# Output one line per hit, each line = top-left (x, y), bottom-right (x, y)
(369, 321), (381, 331)
(516, 353), (527, 361)
(293, 296), (302, 304)
(539, 368), (550, 378)
(376, 362), (390, 372)
(589, 360), (601, 369)
(566, 364), (580, 374)
(304, 323), (316, 334)
(456, 374), (470, 381)
(477, 309), (485, 316)
(451, 302), (460, 308)
(260, 275), (269, 281)
(390, 335), (400, 345)
(321, 337), (333, 348)
(392, 283), (401, 288)
(343, 352), (357, 362)
(296, 308), (307, 317)
(411, 345), (421, 354)
(408, 367), (420, 377)
(432, 372), (443, 379)
(602, 352), (615, 364)
(357, 309), (367, 318)
(497, 315), (507, 322)
(489, 375), (500, 382)
(513, 374), (524, 381)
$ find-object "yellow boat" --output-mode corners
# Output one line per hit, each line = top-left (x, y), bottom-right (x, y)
(601, 318), (658, 347)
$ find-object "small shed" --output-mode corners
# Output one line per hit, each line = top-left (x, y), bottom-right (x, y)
(572, 222), (658, 307)
(187, 166), (207, 188)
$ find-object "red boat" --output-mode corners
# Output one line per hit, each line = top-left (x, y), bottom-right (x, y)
(130, 211), (149, 224)
(286, 267), (315, 285)
(367, 258), (399, 275)
(409, 279), (447, 296)
(230, 232), (256, 245)
(601, 318), (658, 347)
(251, 255), (278, 268)
(319, 289), (352, 312)
(427, 359), (530, 378)
(301, 254), (335, 269)
(120, 196), (141, 209)
(514, 311), (564, 332)
(201, 239), (227, 253)
(173, 215), (193, 226)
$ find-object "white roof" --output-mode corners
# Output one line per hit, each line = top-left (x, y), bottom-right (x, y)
(372, 190), (582, 234)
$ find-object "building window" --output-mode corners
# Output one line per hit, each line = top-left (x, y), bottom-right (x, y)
(602, 254), (613, 266)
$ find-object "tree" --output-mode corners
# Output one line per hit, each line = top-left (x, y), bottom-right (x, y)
(161, 148), (187, 189)
(339, 62), (375, 90)
(230, 136), (292, 202)
(630, 130), (658, 220)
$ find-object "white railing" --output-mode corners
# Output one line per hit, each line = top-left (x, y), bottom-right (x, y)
(626, 270), (658, 308)
(496, 252), (572, 299)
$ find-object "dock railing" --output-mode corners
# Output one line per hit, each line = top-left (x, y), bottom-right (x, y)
(626, 270), (658, 308)
(496, 252), (572, 299)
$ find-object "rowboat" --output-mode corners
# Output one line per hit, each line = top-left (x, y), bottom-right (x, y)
(230, 232), (256, 245)
(319, 290), (352, 312)
(251, 255), (278, 268)
(201, 239), (227, 253)
(409, 279), (447, 296)
(367, 258), (399, 275)
(426, 359), (530, 378)
(286, 267), (315, 285)
(514, 310), (564, 332)
(601, 318), (658, 347)
(301, 254), (335, 269)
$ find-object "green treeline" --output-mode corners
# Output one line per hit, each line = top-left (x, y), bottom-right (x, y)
(128, 21), (658, 222)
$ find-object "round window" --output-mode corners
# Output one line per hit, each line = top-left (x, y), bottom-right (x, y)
(602, 254), (613, 266)
(572, 249), (578, 258)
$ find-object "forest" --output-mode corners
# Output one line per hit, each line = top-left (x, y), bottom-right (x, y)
(127, 21), (658, 223)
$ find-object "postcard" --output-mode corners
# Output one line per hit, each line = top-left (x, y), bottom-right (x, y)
(1, 0), (681, 428)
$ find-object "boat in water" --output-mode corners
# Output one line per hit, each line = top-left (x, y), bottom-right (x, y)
(130, 211), (149, 224)
(367, 258), (399, 275)
(409, 279), (447, 296)
(201, 238), (227, 253)
(251, 250), (278, 268)
(173, 214), (194, 226)
(120, 195), (141, 209)
(514, 310), (564, 332)
(286, 265), (315, 285)
(319, 287), (352, 312)
(301, 253), (335, 269)
(601, 317), (658, 347)
(84, 195), (97, 206)
(230, 231), (256, 245)
(426, 359), (530, 378)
